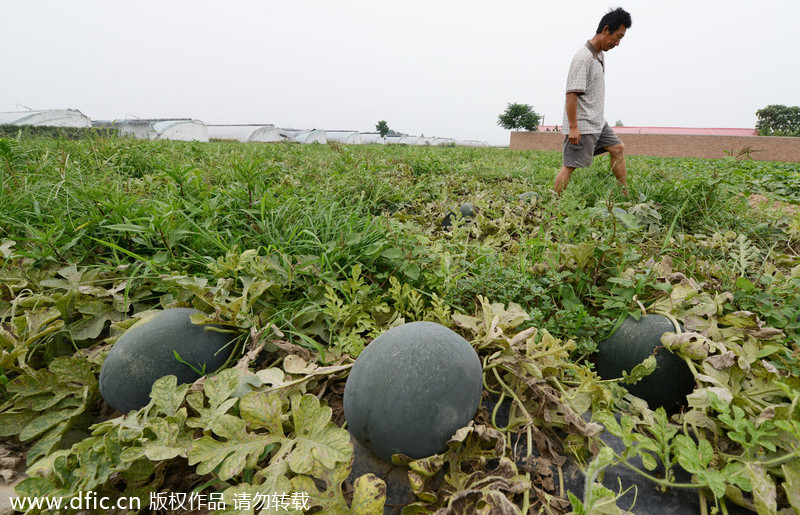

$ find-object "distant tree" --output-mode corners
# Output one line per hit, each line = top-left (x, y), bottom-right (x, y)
(376, 120), (390, 137)
(756, 105), (800, 136)
(615, 120), (625, 127)
(497, 103), (541, 132)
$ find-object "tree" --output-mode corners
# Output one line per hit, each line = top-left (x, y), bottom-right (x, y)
(375, 120), (390, 138)
(497, 103), (541, 132)
(756, 105), (800, 136)
(615, 120), (625, 127)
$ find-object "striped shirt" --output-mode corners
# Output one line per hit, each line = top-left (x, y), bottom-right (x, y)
(562, 41), (606, 134)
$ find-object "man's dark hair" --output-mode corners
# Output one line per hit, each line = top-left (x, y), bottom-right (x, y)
(596, 7), (632, 34)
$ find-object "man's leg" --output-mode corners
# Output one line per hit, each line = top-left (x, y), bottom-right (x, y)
(606, 143), (628, 196)
(554, 166), (576, 195)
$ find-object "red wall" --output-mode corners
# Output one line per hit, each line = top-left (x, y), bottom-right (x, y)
(510, 131), (800, 162)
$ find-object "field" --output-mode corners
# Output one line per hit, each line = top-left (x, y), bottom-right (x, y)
(1, 135), (799, 514)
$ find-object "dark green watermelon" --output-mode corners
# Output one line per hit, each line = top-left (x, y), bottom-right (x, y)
(99, 308), (237, 413)
(597, 315), (695, 411)
(442, 203), (476, 230)
(518, 191), (540, 203)
(343, 321), (483, 462)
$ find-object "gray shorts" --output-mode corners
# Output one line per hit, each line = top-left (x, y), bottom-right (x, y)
(562, 123), (623, 169)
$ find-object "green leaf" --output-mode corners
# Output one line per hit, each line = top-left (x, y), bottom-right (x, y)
(17, 390), (73, 413)
(48, 356), (96, 386)
(290, 458), (353, 515)
(363, 241), (384, 257)
(673, 436), (699, 470)
(186, 391), (237, 430)
(184, 361), (240, 430)
(188, 415), (277, 481)
(203, 367), (241, 406)
(68, 301), (120, 341)
(14, 476), (65, 499)
(23, 307), (64, 345)
(222, 463), (297, 513)
(723, 462), (752, 493)
(239, 391), (284, 435)
(141, 414), (193, 461)
(149, 375), (188, 416)
(568, 492), (586, 515)
(19, 411), (72, 442)
(402, 262), (421, 281)
(0, 411), (37, 437)
(674, 435), (715, 473)
(746, 462), (777, 513)
(250, 459), (293, 498)
(25, 423), (68, 463)
(701, 469), (727, 499)
(782, 461), (800, 511)
(594, 411), (636, 450)
(640, 452), (658, 471)
(697, 438), (714, 467)
(735, 276), (756, 292)
(620, 355), (656, 384)
(287, 394), (351, 474)
(380, 247), (404, 260)
(756, 345), (785, 359)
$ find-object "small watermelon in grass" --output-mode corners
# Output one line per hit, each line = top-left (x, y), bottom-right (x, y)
(442, 203), (476, 230)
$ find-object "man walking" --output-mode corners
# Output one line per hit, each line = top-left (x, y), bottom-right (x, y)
(554, 7), (632, 196)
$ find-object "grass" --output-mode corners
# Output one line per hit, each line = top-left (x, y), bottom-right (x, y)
(3, 136), (800, 344)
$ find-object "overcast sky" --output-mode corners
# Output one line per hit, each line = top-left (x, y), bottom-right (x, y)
(3, 1), (798, 146)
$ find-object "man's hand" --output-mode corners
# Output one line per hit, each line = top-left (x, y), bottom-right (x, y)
(565, 92), (581, 145)
(568, 127), (581, 145)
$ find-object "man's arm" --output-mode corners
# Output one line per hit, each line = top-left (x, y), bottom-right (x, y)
(565, 92), (581, 144)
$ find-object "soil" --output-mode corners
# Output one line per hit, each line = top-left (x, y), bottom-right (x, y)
(748, 194), (799, 215)
(0, 444), (26, 514)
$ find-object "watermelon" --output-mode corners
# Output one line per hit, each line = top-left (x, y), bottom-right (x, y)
(442, 203), (476, 230)
(518, 191), (540, 203)
(343, 321), (483, 462)
(99, 308), (238, 413)
(596, 314), (695, 411)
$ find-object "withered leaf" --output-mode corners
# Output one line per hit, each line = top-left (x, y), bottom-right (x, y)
(705, 350), (736, 370)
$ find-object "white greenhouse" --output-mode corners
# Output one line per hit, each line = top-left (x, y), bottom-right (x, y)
(386, 134), (424, 145)
(279, 129), (327, 144)
(359, 132), (387, 145)
(457, 140), (491, 147)
(428, 137), (456, 146)
(0, 109), (91, 127)
(400, 135), (422, 146)
(325, 130), (362, 144)
(207, 124), (284, 143)
(93, 119), (209, 142)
